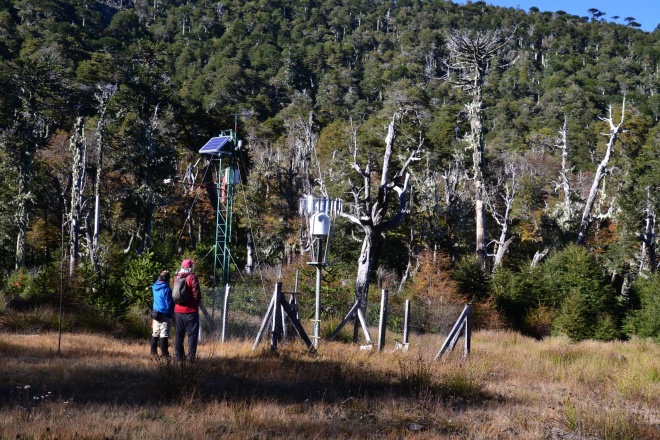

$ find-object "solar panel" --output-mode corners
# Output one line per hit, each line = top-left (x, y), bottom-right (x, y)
(198, 136), (232, 155)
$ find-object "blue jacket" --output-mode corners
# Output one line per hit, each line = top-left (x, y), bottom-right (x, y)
(152, 280), (174, 318)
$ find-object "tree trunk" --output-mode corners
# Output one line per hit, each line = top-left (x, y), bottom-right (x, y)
(90, 84), (115, 274)
(15, 171), (29, 269)
(577, 101), (625, 245)
(353, 226), (375, 341)
(446, 27), (515, 267)
(14, 121), (35, 270)
(144, 169), (153, 250)
(640, 186), (656, 273)
(354, 226), (374, 313)
(342, 113), (419, 325)
(187, 210), (196, 250)
(143, 105), (160, 251)
(69, 116), (86, 276)
(488, 162), (517, 271)
(245, 232), (255, 276)
(468, 90), (487, 266)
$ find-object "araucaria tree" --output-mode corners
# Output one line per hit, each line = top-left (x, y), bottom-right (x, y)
(341, 113), (421, 326)
(445, 28), (515, 266)
(0, 59), (65, 269)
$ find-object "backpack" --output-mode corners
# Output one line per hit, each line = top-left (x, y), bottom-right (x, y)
(172, 273), (192, 305)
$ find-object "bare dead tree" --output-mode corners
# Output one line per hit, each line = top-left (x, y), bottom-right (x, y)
(341, 113), (422, 325)
(576, 98), (626, 245)
(531, 248), (550, 268)
(143, 103), (160, 250)
(245, 231), (255, 276)
(87, 83), (116, 274)
(486, 159), (518, 271)
(445, 27), (516, 266)
(283, 92), (319, 196)
(69, 116), (86, 276)
(639, 186), (656, 273)
(550, 116), (579, 232)
(557, 116), (572, 207)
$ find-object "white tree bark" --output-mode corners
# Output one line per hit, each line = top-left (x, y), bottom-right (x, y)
(245, 231), (255, 276)
(551, 116), (579, 232)
(486, 160), (518, 271)
(341, 113), (421, 326)
(69, 117), (86, 276)
(89, 84), (116, 273)
(639, 186), (656, 273)
(445, 27), (515, 267)
(577, 99), (626, 245)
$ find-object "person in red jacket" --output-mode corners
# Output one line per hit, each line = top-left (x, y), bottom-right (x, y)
(174, 259), (202, 362)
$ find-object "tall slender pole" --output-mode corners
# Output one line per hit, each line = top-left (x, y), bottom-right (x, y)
(313, 239), (322, 348)
(58, 212), (64, 355)
(221, 284), (230, 343)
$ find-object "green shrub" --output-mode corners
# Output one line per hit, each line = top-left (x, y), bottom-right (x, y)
(523, 304), (555, 338)
(542, 245), (620, 341)
(492, 266), (546, 335)
(593, 314), (621, 341)
(3, 268), (31, 299)
(453, 255), (489, 301)
(2, 265), (66, 308)
(122, 249), (160, 311)
(22, 264), (60, 303)
(625, 275), (660, 341)
(553, 291), (592, 341)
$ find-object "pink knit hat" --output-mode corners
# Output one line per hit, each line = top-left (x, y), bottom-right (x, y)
(181, 259), (194, 268)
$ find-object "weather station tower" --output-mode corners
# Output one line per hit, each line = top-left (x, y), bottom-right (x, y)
(199, 130), (241, 295)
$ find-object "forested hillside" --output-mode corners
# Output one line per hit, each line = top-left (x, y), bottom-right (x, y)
(1, 0), (659, 341)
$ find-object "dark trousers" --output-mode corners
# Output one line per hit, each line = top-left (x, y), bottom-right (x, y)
(174, 312), (199, 362)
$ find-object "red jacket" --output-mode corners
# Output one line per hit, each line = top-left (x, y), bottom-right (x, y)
(174, 272), (202, 314)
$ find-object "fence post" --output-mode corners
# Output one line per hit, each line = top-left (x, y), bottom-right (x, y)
(281, 303), (288, 340)
(464, 303), (472, 357)
(270, 283), (283, 352)
(221, 284), (230, 343)
(378, 289), (389, 351)
(403, 299), (410, 345)
(434, 305), (470, 360)
(253, 291), (275, 350)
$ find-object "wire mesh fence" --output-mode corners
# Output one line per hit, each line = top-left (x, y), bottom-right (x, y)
(200, 285), (467, 347)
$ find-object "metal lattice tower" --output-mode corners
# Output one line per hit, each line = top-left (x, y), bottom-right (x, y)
(199, 129), (239, 288)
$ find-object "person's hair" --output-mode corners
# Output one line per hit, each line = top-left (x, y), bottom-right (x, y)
(158, 270), (170, 283)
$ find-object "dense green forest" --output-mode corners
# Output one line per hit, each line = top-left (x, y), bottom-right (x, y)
(1, 0), (659, 342)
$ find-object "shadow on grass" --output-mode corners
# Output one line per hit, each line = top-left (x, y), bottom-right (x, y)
(0, 337), (502, 410)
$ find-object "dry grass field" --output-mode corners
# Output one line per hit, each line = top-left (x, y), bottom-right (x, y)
(0, 330), (658, 439)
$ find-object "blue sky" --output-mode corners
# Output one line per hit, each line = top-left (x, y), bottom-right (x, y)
(481, 1), (658, 32)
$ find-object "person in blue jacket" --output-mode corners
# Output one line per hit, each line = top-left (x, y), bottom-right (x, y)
(150, 270), (174, 357)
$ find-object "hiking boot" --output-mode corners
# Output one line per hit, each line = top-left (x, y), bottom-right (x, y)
(159, 337), (170, 358)
(150, 336), (159, 356)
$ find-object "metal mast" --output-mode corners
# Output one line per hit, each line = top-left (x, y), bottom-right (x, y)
(199, 130), (239, 288)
